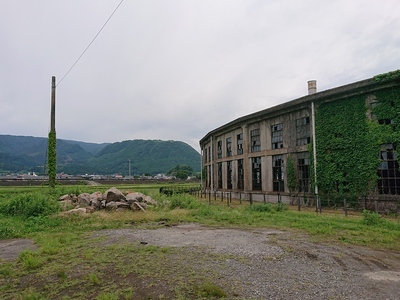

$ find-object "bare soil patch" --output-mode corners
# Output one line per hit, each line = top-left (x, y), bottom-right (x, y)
(0, 239), (38, 261)
(2, 224), (400, 299)
(94, 223), (400, 299)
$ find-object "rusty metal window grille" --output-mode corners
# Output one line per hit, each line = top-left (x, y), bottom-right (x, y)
(296, 116), (310, 146)
(271, 123), (283, 149)
(378, 143), (400, 195)
(252, 157), (262, 190)
(217, 162), (223, 189)
(298, 152), (310, 193)
(227, 161), (232, 189)
(217, 140), (222, 158)
(226, 137), (232, 157)
(251, 129), (261, 152)
(237, 159), (244, 190)
(273, 155), (284, 192)
(237, 133), (243, 155)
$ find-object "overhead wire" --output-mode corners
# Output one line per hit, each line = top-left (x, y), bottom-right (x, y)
(57, 0), (124, 87)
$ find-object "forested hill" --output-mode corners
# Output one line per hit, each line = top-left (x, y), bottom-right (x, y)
(0, 135), (200, 175)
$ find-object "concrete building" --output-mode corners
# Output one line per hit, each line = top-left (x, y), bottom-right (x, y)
(199, 70), (400, 205)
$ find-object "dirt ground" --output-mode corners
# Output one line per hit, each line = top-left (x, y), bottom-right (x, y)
(2, 224), (400, 299)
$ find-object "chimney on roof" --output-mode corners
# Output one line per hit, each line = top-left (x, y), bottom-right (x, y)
(308, 80), (317, 95)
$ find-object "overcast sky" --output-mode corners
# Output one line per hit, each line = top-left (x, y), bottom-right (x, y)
(1, 0), (400, 152)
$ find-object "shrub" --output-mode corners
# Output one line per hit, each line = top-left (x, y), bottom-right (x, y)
(0, 192), (60, 219)
(276, 202), (288, 212)
(362, 210), (381, 226)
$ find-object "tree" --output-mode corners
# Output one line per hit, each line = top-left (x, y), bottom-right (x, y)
(167, 164), (194, 180)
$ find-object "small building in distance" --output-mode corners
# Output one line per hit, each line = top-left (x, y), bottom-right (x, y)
(199, 70), (400, 206)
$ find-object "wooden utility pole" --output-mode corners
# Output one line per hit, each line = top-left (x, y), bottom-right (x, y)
(48, 76), (57, 188)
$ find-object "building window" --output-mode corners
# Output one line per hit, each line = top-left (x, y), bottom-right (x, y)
(370, 102), (378, 122)
(271, 123), (283, 149)
(208, 146), (211, 162)
(237, 133), (243, 155)
(217, 162), (223, 189)
(296, 117), (310, 146)
(217, 140), (222, 158)
(298, 152), (310, 193)
(227, 161), (232, 189)
(226, 137), (232, 157)
(252, 157), (262, 190)
(206, 165), (211, 188)
(237, 159), (244, 190)
(204, 148), (207, 164)
(378, 143), (400, 195)
(273, 155), (284, 192)
(251, 129), (261, 152)
(371, 101), (394, 125)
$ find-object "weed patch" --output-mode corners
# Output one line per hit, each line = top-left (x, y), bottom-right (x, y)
(0, 191), (60, 219)
(19, 250), (45, 270)
(362, 210), (382, 225)
(195, 281), (227, 298)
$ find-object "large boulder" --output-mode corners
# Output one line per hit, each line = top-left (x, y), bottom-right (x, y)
(59, 194), (71, 201)
(131, 202), (147, 212)
(58, 189), (154, 212)
(78, 193), (91, 206)
(126, 192), (144, 204)
(105, 201), (130, 210)
(104, 187), (126, 203)
(61, 207), (87, 215)
(90, 191), (103, 208)
(59, 194), (78, 203)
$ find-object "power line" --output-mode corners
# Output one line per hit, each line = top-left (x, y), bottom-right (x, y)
(57, 0), (124, 86)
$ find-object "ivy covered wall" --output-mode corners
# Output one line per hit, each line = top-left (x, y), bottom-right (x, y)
(371, 86), (400, 144)
(315, 83), (400, 199)
(315, 95), (378, 198)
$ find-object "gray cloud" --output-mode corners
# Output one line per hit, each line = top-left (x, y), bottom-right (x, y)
(1, 0), (400, 151)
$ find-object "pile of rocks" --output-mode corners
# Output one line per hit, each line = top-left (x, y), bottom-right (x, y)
(58, 187), (157, 214)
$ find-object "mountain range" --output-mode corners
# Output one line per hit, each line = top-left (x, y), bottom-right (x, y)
(0, 135), (201, 175)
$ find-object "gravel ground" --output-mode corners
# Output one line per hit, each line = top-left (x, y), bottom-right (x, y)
(94, 223), (400, 300)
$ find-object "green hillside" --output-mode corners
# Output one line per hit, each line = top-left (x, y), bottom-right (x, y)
(86, 140), (200, 175)
(0, 135), (200, 175)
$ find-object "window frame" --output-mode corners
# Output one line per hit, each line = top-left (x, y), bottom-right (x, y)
(237, 159), (244, 190)
(296, 116), (311, 146)
(227, 160), (233, 189)
(271, 123), (283, 149)
(252, 157), (262, 190)
(273, 155), (284, 192)
(250, 129), (261, 152)
(237, 133), (243, 155)
(226, 137), (232, 157)
(217, 140), (222, 159)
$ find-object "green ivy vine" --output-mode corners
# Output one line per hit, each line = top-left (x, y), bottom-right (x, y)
(315, 85), (400, 201)
(286, 154), (297, 194)
(315, 95), (378, 200)
(47, 130), (57, 188)
(373, 69), (400, 82)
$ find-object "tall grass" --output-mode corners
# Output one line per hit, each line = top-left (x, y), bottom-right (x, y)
(0, 185), (399, 250)
(0, 191), (60, 218)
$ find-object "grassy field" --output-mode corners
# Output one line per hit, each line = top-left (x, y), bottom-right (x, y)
(0, 184), (399, 299)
